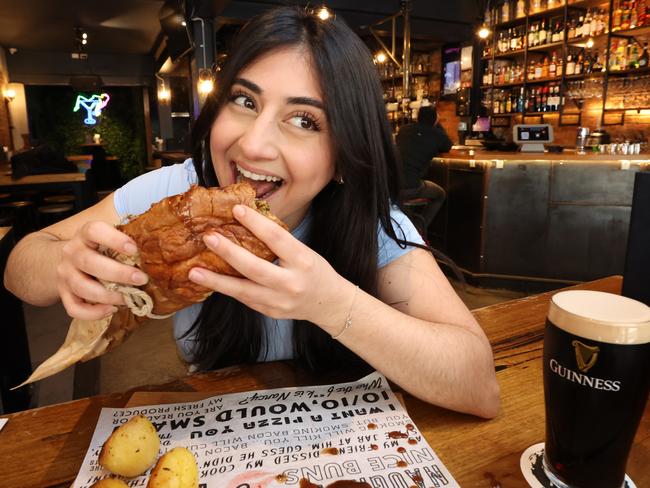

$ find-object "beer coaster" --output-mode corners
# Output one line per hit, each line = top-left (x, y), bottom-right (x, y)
(520, 443), (637, 488)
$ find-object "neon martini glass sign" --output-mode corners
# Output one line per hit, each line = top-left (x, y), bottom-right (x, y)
(73, 93), (110, 125)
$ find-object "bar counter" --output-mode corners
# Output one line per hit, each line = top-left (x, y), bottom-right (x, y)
(430, 150), (649, 285)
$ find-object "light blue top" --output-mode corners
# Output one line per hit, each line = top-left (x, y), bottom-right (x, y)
(114, 159), (423, 362)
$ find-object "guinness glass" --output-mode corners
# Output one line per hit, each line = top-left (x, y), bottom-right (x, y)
(543, 290), (650, 488)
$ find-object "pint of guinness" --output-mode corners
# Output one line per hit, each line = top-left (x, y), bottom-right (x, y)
(543, 290), (650, 488)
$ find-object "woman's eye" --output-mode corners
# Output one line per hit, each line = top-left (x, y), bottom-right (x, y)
(288, 114), (320, 131)
(232, 94), (255, 110)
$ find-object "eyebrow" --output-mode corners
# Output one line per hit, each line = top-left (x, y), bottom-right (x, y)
(233, 77), (324, 110)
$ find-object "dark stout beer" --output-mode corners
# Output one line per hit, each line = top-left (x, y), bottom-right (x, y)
(543, 290), (650, 488)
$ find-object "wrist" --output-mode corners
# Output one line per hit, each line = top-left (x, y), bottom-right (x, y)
(316, 280), (360, 338)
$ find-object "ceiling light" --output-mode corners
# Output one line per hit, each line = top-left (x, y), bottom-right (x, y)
(158, 87), (171, 102)
(477, 24), (491, 39)
(4, 88), (16, 102)
(317, 6), (331, 20)
(376, 52), (387, 63)
(198, 69), (214, 95)
(586, 38), (594, 48)
(81, 39), (87, 45)
(82, 32), (88, 39)
(181, 20), (187, 26)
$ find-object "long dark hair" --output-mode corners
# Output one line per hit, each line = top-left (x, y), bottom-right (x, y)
(188, 6), (409, 372)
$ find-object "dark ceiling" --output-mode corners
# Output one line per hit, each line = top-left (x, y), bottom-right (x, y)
(0, 0), (481, 56)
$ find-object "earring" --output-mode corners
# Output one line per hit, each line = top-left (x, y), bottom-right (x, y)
(336, 175), (344, 184)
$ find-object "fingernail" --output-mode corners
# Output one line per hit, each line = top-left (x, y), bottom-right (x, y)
(233, 205), (245, 218)
(204, 234), (220, 248)
(132, 271), (148, 285)
(124, 242), (138, 255)
(189, 268), (204, 282)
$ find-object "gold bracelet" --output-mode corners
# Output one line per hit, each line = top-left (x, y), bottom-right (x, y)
(331, 285), (359, 340)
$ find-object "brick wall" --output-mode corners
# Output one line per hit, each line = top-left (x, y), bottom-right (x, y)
(437, 100), (461, 144)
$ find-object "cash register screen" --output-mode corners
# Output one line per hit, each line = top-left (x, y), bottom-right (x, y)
(516, 125), (551, 142)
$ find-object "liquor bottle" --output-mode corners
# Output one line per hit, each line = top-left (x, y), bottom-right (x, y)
(638, 0), (647, 26)
(539, 20), (548, 45)
(639, 42), (649, 67)
(584, 50), (593, 73)
(568, 18), (576, 38)
(502, 0), (511, 23)
(517, 87), (525, 112)
(629, 41), (640, 69)
(593, 49), (603, 71)
(631, 2), (639, 28)
(532, 0), (542, 14)
(549, 52), (557, 77)
(542, 56), (550, 78)
(577, 16), (585, 37)
(613, 0), (623, 31)
(618, 39), (628, 69)
(516, 0), (526, 18)
(547, 85), (555, 111)
(621, 0), (631, 29)
(575, 52), (583, 75)
(584, 9), (593, 37)
(551, 22), (559, 43)
(506, 92), (513, 113)
(566, 54), (576, 75)
(591, 9), (599, 35)
(535, 60), (543, 79)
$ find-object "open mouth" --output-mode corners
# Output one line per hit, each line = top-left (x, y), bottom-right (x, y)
(233, 163), (284, 199)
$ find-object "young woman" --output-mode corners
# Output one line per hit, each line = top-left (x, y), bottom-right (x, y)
(4, 7), (499, 418)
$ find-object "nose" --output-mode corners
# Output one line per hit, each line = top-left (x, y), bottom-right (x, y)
(237, 113), (280, 161)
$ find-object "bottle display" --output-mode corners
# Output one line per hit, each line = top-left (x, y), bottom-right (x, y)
(481, 0), (650, 118)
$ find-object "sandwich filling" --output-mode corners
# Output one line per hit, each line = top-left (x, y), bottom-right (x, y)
(234, 163), (283, 199)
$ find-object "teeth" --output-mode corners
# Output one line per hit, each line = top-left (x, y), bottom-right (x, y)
(236, 164), (282, 182)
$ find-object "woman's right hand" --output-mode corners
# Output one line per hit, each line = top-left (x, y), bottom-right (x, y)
(56, 221), (149, 320)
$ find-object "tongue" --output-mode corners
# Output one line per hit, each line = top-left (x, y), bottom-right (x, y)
(241, 176), (278, 198)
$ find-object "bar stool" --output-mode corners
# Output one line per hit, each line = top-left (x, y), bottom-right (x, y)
(401, 197), (429, 238)
(37, 203), (74, 228)
(11, 189), (40, 203)
(0, 201), (37, 240)
(43, 194), (75, 205)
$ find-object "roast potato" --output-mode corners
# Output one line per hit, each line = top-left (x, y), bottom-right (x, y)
(147, 447), (199, 488)
(91, 479), (130, 488)
(99, 414), (161, 477)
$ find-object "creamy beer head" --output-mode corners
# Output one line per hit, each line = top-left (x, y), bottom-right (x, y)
(549, 290), (650, 345)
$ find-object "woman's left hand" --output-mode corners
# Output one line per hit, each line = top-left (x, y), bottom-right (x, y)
(187, 204), (353, 326)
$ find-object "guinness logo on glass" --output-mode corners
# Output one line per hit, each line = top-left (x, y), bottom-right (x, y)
(572, 340), (599, 373)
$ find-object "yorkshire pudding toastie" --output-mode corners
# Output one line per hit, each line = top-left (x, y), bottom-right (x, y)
(116, 182), (286, 315)
(15, 182), (286, 387)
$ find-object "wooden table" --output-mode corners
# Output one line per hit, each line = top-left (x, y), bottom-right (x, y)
(0, 172), (93, 212)
(1, 276), (647, 487)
